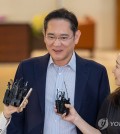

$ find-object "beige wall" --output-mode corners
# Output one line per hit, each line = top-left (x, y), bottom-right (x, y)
(0, 0), (116, 49)
(0, 0), (57, 22)
(62, 0), (116, 50)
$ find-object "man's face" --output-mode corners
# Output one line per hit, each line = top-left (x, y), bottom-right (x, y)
(44, 19), (80, 66)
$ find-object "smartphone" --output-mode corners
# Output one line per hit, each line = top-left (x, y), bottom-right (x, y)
(19, 88), (32, 108)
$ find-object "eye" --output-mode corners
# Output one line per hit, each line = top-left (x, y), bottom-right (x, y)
(47, 36), (55, 40)
(60, 36), (68, 41)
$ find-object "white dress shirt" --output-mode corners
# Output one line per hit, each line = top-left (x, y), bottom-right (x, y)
(43, 52), (77, 134)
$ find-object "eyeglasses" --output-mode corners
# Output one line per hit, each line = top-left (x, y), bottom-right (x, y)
(45, 34), (74, 43)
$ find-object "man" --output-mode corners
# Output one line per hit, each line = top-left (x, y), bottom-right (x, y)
(7, 8), (110, 134)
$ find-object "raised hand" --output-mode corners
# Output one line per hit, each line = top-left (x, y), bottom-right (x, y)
(3, 99), (28, 119)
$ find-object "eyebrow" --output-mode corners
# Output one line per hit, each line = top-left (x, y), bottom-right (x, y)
(47, 33), (69, 36)
(47, 33), (54, 36)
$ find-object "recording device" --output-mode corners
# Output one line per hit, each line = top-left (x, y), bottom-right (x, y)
(55, 82), (70, 115)
(3, 78), (32, 107)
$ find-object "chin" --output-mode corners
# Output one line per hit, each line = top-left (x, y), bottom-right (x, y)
(52, 54), (63, 60)
(54, 57), (63, 62)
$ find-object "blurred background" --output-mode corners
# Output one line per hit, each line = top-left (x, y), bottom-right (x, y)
(0, 0), (120, 111)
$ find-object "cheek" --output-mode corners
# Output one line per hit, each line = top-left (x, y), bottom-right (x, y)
(117, 74), (120, 79)
(64, 44), (75, 54)
(45, 42), (52, 50)
(66, 41), (76, 49)
(115, 72), (120, 82)
(117, 76), (120, 86)
(114, 69), (118, 76)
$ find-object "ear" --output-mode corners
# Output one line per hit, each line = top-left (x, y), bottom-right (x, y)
(43, 30), (46, 43)
(74, 30), (81, 45)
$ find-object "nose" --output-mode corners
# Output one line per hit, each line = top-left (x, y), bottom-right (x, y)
(53, 38), (61, 47)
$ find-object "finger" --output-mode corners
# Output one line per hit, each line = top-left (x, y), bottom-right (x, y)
(19, 104), (25, 109)
(22, 105), (26, 109)
(17, 106), (24, 113)
(24, 99), (28, 105)
(19, 108), (23, 112)
(20, 99), (28, 109)
(17, 108), (21, 113)
(62, 113), (66, 118)
(23, 102), (27, 108)
(54, 108), (57, 113)
(56, 112), (62, 116)
(65, 104), (72, 108)
(55, 110), (62, 116)
(22, 99), (28, 107)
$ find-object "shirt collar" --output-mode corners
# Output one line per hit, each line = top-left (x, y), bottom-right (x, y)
(67, 52), (76, 71)
(48, 52), (76, 71)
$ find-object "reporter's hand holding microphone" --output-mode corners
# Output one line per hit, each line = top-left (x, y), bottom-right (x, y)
(56, 104), (101, 134)
(0, 100), (28, 134)
(0, 79), (32, 134)
(3, 99), (28, 120)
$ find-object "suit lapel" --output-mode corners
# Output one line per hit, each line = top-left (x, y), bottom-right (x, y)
(74, 54), (89, 112)
(34, 54), (50, 115)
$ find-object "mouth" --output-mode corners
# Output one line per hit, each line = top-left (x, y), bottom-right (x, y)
(53, 49), (63, 53)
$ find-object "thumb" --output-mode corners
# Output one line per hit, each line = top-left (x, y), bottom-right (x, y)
(65, 104), (72, 109)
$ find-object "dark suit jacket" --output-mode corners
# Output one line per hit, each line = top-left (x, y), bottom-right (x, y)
(7, 53), (110, 134)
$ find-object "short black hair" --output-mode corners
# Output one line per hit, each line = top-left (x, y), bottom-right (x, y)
(44, 8), (78, 34)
